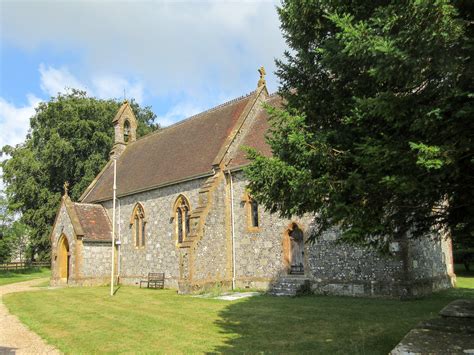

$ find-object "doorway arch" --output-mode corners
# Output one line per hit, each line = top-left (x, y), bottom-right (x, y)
(58, 234), (70, 281)
(283, 222), (305, 274)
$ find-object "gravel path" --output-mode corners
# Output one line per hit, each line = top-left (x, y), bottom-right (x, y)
(0, 278), (60, 355)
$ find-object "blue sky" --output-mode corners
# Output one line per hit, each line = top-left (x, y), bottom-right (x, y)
(0, 0), (286, 151)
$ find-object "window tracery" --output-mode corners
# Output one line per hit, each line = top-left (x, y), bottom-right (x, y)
(130, 202), (146, 248)
(174, 195), (191, 244)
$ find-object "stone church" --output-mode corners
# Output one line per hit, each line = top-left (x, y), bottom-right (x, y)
(50, 70), (455, 297)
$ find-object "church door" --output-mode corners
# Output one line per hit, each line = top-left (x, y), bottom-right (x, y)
(288, 223), (304, 274)
(58, 235), (70, 282)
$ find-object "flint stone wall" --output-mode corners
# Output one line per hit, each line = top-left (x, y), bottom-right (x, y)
(192, 176), (230, 288)
(306, 234), (405, 297)
(80, 241), (112, 285)
(231, 171), (312, 290)
(103, 177), (206, 288)
(231, 170), (406, 296)
(230, 171), (453, 297)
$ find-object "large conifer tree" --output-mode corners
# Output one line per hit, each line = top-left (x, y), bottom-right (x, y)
(245, 0), (473, 250)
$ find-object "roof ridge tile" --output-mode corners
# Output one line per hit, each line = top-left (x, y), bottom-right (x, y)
(132, 90), (257, 144)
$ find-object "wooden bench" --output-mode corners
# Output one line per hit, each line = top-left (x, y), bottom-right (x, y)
(139, 272), (165, 289)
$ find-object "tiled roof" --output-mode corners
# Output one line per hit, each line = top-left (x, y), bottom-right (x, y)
(82, 92), (255, 202)
(227, 94), (281, 169)
(73, 203), (112, 241)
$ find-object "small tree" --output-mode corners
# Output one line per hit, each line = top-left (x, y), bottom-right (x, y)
(245, 1), (473, 251)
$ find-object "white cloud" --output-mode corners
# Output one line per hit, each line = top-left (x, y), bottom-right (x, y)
(156, 101), (204, 127)
(39, 64), (87, 97)
(155, 89), (243, 127)
(0, 95), (41, 193)
(92, 76), (144, 104)
(0, 94), (41, 149)
(1, 1), (286, 95)
(38, 64), (145, 104)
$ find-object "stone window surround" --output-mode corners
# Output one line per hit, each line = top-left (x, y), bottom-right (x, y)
(130, 202), (147, 249)
(242, 191), (261, 233)
(173, 194), (192, 246)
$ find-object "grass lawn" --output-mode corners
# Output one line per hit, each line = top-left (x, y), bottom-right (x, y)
(3, 271), (473, 354)
(0, 267), (51, 286)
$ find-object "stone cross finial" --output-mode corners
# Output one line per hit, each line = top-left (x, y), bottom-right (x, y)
(257, 66), (266, 88)
(63, 181), (69, 196)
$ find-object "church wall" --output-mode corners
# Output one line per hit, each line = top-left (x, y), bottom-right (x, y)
(191, 176), (230, 288)
(306, 234), (406, 297)
(406, 234), (455, 296)
(80, 241), (112, 286)
(231, 169), (454, 297)
(230, 171), (313, 290)
(102, 177), (207, 288)
(230, 171), (452, 298)
(76, 167), (454, 298)
(50, 204), (78, 286)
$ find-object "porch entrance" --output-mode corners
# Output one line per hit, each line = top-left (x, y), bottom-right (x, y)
(58, 235), (70, 282)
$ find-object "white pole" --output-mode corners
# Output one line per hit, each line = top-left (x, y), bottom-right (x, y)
(110, 158), (117, 296)
(118, 199), (121, 280)
(228, 170), (236, 290)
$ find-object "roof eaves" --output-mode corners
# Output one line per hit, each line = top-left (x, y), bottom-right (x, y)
(82, 239), (112, 243)
(86, 170), (215, 203)
(225, 163), (248, 173)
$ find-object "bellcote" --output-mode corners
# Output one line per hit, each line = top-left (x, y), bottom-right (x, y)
(110, 100), (137, 158)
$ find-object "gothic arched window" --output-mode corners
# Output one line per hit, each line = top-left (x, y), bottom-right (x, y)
(130, 202), (146, 248)
(174, 195), (191, 244)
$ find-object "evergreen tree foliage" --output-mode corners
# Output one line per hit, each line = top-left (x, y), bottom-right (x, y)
(245, 0), (473, 250)
(1, 90), (159, 259)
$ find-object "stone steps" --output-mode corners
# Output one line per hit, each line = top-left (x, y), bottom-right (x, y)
(268, 275), (310, 296)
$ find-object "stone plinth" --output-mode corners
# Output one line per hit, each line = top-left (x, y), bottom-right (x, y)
(391, 299), (474, 355)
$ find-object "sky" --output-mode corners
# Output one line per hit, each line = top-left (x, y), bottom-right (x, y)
(0, 0), (287, 154)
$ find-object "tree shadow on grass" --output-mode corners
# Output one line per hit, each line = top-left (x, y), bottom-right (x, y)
(211, 286), (474, 354)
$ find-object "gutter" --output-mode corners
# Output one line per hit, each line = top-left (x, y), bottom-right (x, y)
(87, 171), (214, 204)
(226, 169), (237, 290)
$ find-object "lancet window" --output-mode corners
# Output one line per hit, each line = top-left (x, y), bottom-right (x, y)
(130, 202), (146, 248)
(124, 120), (131, 143)
(243, 192), (260, 232)
(174, 195), (191, 244)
